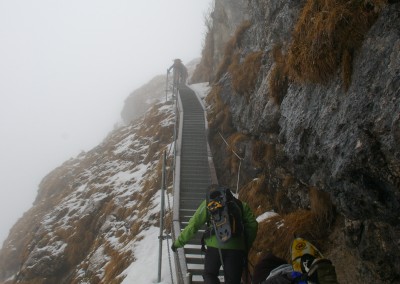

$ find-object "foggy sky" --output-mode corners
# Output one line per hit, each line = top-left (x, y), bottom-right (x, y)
(0, 0), (213, 245)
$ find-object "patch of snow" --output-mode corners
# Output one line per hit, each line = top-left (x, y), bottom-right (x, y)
(120, 226), (175, 284)
(276, 220), (285, 229)
(190, 82), (210, 99)
(256, 211), (278, 223)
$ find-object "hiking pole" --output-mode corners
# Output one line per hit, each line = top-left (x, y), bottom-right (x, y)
(217, 247), (225, 275)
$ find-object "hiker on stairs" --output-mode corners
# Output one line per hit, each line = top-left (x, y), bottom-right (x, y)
(167, 58), (188, 86)
(171, 184), (258, 284)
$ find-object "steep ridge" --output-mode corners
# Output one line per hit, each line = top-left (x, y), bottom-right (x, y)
(0, 99), (176, 283)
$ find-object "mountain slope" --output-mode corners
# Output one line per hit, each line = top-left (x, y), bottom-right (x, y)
(0, 99), (175, 283)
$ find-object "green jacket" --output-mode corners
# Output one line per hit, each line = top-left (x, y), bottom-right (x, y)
(174, 199), (258, 251)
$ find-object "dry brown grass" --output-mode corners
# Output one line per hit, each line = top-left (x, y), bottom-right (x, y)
(214, 20), (252, 82)
(54, 227), (74, 241)
(309, 186), (335, 227)
(206, 84), (234, 135)
(251, 210), (315, 263)
(250, 187), (336, 266)
(130, 221), (143, 236)
(229, 51), (264, 99)
(205, 84), (223, 116)
(164, 211), (173, 233)
(239, 176), (272, 216)
(116, 206), (135, 220)
(65, 215), (97, 266)
(103, 199), (116, 217)
(103, 245), (133, 284)
(286, 0), (386, 89)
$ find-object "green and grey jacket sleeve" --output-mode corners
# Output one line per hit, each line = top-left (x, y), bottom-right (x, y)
(242, 202), (258, 250)
(174, 200), (208, 248)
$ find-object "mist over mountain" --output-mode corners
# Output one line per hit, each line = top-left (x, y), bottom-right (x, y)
(121, 58), (200, 124)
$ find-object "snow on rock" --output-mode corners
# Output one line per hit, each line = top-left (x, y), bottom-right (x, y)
(121, 226), (176, 284)
(0, 97), (177, 283)
(256, 211), (279, 223)
(0, 85), (207, 283)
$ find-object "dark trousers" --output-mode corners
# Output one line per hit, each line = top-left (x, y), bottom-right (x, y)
(203, 247), (245, 284)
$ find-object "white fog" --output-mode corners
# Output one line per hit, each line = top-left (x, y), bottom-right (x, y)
(0, 0), (213, 245)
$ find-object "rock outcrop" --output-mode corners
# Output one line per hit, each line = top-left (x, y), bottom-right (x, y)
(201, 0), (400, 283)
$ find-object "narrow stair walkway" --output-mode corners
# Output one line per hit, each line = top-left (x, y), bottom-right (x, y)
(174, 85), (220, 283)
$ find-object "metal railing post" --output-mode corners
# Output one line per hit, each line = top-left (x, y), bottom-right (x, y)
(166, 69), (169, 102)
(157, 151), (167, 282)
(184, 273), (192, 284)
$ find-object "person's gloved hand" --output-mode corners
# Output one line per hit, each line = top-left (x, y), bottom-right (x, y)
(171, 243), (177, 252)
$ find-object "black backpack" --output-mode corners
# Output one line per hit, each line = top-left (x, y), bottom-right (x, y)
(205, 186), (244, 243)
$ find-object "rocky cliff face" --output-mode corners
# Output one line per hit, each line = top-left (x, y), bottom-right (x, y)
(202, 0), (399, 283)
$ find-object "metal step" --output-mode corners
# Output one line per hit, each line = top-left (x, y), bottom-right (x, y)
(174, 85), (218, 284)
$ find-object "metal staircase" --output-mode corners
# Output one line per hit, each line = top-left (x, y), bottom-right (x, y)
(172, 84), (220, 283)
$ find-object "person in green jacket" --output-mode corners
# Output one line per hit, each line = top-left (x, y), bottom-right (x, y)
(171, 185), (258, 284)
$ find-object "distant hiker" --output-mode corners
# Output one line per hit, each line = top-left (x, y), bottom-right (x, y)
(171, 184), (258, 284)
(168, 58), (188, 86)
(252, 238), (338, 284)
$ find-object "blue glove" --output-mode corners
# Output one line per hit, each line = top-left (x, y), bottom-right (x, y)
(291, 271), (307, 284)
